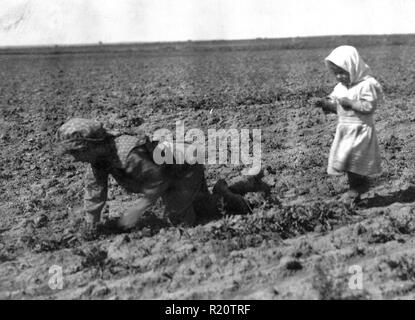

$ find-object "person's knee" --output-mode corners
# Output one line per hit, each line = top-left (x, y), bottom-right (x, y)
(193, 194), (222, 223)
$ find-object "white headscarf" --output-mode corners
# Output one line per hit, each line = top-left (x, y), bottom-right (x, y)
(325, 46), (371, 85)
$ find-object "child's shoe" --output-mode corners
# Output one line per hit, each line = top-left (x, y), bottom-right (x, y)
(339, 190), (361, 207)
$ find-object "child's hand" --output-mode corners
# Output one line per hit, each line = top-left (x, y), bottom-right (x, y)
(310, 97), (326, 109)
(338, 97), (353, 110)
(310, 97), (337, 114)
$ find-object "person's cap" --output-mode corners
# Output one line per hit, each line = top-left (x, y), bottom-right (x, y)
(56, 118), (110, 154)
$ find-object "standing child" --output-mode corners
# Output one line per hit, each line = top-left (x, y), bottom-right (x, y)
(313, 45), (383, 204)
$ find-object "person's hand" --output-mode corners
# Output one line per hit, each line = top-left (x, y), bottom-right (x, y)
(338, 97), (353, 110)
(118, 208), (145, 230)
(310, 97), (325, 109)
(311, 97), (338, 114)
(117, 198), (153, 230)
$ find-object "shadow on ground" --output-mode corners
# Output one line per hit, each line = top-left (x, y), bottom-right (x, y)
(359, 185), (415, 208)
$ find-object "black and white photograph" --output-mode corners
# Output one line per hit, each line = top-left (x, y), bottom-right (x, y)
(1, 0), (415, 303)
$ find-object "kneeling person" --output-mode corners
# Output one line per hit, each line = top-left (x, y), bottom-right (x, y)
(56, 118), (267, 238)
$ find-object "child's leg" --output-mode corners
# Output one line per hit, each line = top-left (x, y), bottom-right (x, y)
(347, 171), (370, 195)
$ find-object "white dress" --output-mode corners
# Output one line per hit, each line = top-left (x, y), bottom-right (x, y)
(327, 77), (382, 176)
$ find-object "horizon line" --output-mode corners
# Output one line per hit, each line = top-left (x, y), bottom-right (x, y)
(1, 32), (415, 50)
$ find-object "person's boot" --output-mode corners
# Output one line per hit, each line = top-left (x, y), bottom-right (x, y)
(213, 179), (252, 215)
(228, 169), (271, 196)
(212, 179), (229, 195)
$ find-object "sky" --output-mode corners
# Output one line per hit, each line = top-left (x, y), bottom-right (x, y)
(1, 0), (415, 46)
